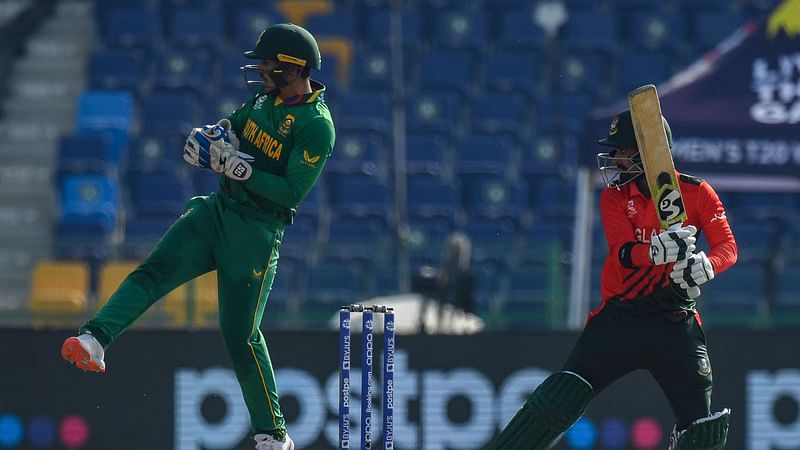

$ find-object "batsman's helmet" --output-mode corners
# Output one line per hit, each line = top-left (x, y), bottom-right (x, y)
(597, 109), (672, 150)
(244, 23), (321, 70)
(595, 109), (672, 188)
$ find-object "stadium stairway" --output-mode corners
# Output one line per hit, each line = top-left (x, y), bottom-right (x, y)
(0, 0), (92, 310)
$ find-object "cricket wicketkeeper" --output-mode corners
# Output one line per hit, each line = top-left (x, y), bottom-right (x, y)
(488, 110), (737, 450)
(61, 23), (335, 450)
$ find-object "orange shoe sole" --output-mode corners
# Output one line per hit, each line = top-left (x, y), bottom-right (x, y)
(61, 337), (105, 373)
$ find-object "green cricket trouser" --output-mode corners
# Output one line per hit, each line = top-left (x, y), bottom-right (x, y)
(82, 192), (288, 437)
(562, 302), (713, 430)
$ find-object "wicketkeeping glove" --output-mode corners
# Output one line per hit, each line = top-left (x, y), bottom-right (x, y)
(183, 119), (254, 181)
(650, 225), (697, 265)
(670, 251), (714, 299)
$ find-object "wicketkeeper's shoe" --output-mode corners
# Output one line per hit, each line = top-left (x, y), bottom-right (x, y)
(61, 333), (106, 373)
(254, 433), (295, 450)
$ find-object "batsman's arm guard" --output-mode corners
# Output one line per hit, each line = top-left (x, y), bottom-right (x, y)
(667, 408), (730, 450)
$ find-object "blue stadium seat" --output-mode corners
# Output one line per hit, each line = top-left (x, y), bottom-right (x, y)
(297, 184), (324, 225)
(231, 8), (281, 48)
(728, 220), (778, 262)
(691, 10), (747, 52)
(624, 11), (688, 53)
(407, 176), (459, 227)
(350, 44), (392, 91)
(455, 133), (516, 176)
(100, 6), (162, 49)
(88, 48), (149, 94)
(430, 10), (488, 50)
(369, 262), (401, 297)
(406, 214), (455, 266)
(302, 262), (366, 308)
(774, 266), (800, 322)
(77, 90), (134, 159)
(469, 96), (528, 135)
(327, 175), (391, 223)
(122, 215), (175, 259)
(470, 260), (499, 315)
(700, 260), (765, 324)
(322, 215), (393, 264)
(127, 132), (184, 177)
(279, 217), (318, 266)
(129, 174), (192, 217)
(266, 260), (295, 319)
(495, 11), (548, 49)
(305, 10), (358, 38)
(560, 10), (618, 52)
(526, 173), (577, 217)
(152, 47), (212, 94)
(519, 217), (574, 264)
(520, 135), (565, 174)
(335, 91), (391, 132)
(56, 134), (115, 180)
(316, 51), (341, 93)
(406, 133), (448, 176)
(501, 263), (554, 329)
(220, 54), (254, 89)
(617, 50), (671, 95)
(728, 192), (797, 219)
(364, 8), (424, 47)
(140, 91), (202, 135)
(461, 216), (521, 267)
(559, 93), (593, 133)
(417, 48), (477, 94)
(406, 93), (462, 134)
(483, 49), (543, 93)
(557, 50), (608, 95)
(204, 87), (253, 123)
(326, 130), (386, 177)
(167, 7), (224, 49)
(59, 175), (119, 235)
(460, 175), (527, 225)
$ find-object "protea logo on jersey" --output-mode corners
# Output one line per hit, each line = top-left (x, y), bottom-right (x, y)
(242, 118), (283, 160)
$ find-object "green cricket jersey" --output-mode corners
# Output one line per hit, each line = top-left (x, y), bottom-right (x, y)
(224, 80), (335, 221)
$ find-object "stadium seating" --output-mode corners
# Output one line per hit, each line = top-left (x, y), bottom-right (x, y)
(29, 261), (90, 318)
(56, 134), (115, 181)
(22, 0), (787, 330)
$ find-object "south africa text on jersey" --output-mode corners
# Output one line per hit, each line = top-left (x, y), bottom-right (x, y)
(242, 118), (283, 160)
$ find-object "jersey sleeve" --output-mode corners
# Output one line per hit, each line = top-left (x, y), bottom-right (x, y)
(695, 181), (737, 274)
(243, 115), (335, 209)
(599, 189), (651, 268)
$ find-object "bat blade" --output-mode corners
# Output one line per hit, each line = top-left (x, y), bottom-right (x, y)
(628, 84), (687, 230)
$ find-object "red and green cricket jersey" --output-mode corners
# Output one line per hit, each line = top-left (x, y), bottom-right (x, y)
(595, 172), (738, 314)
(223, 80), (335, 219)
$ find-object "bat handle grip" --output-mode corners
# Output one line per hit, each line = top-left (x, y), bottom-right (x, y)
(667, 223), (683, 231)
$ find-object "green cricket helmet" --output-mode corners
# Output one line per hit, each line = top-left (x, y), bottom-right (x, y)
(597, 109), (672, 150)
(241, 23), (321, 89)
(595, 109), (673, 188)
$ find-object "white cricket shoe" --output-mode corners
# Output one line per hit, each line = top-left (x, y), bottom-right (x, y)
(61, 333), (106, 373)
(254, 433), (295, 450)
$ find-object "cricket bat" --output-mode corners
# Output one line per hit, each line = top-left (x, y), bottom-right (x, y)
(628, 84), (687, 230)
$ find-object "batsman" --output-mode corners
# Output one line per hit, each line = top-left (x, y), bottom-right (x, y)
(488, 106), (737, 449)
(60, 23), (335, 450)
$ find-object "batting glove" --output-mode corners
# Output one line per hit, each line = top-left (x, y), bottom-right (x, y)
(670, 251), (714, 299)
(650, 225), (697, 265)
